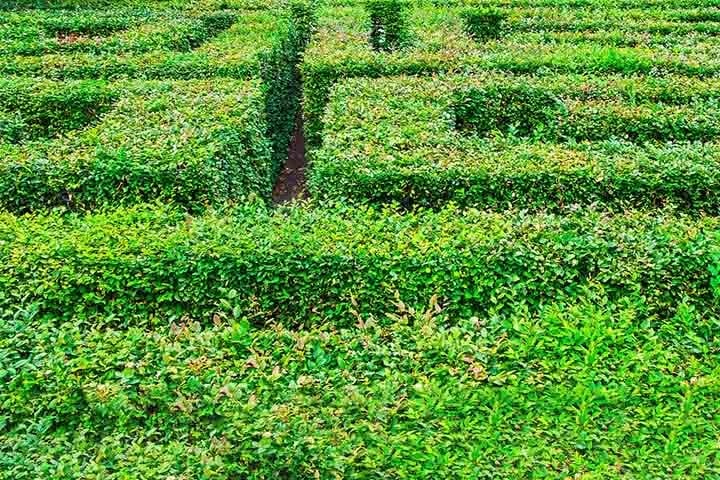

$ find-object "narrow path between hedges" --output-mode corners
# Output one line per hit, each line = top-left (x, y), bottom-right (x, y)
(272, 114), (307, 203)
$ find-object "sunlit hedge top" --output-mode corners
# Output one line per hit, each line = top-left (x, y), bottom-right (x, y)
(302, 3), (720, 144)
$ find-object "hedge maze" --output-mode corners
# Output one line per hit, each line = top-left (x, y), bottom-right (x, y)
(3, 0), (720, 478)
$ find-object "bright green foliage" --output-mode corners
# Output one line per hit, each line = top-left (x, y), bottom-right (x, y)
(0, 10), (237, 56)
(0, 80), (272, 213)
(0, 78), (118, 143)
(2, 288), (720, 478)
(453, 83), (567, 138)
(0, 1), (317, 208)
(302, 3), (720, 145)
(3, 0), (720, 476)
(311, 73), (720, 211)
(1, 203), (718, 327)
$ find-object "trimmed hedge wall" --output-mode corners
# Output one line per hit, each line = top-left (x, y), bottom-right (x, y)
(302, 3), (720, 145)
(0, 10), (283, 80)
(0, 77), (119, 143)
(1, 203), (718, 327)
(310, 73), (720, 211)
(3, 288), (720, 477)
(0, 79), (272, 213)
(0, 10), (237, 56)
(0, 2), (316, 203)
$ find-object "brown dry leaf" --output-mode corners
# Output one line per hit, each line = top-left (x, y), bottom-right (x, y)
(297, 375), (314, 387)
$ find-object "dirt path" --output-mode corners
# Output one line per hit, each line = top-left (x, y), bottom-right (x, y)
(272, 115), (307, 204)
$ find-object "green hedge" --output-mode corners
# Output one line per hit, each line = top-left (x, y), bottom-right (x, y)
(0, 79), (272, 213)
(0, 10), (236, 56)
(0, 6), (313, 168)
(310, 73), (720, 211)
(0, 77), (119, 143)
(0, 0), (290, 9)
(0, 10), (282, 80)
(1, 203), (718, 327)
(301, 4), (720, 145)
(2, 287), (720, 477)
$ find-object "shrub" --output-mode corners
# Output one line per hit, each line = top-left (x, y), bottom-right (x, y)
(311, 74), (720, 211)
(453, 84), (567, 139)
(0, 80), (272, 213)
(0, 2), (317, 191)
(1, 203), (718, 327)
(2, 287), (720, 477)
(301, 3), (720, 146)
(460, 7), (506, 41)
(366, 0), (411, 51)
(0, 78), (118, 142)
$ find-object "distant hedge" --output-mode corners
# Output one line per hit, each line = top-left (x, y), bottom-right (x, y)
(311, 73), (720, 211)
(0, 10), (237, 56)
(1, 203), (718, 327)
(0, 79), (272, 213)
(302, 3), (720, 145)
(0, 4), (315, 167)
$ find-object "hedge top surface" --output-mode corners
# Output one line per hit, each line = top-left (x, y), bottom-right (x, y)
(3, 288), (720, 478)
(0, 78), (274, 213)
(311, 73), (720, 210)
(0, 8), (294, 79)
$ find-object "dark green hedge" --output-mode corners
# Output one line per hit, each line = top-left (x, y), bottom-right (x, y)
(310, 73), (720, 211)
(0, 80), (272, 213)
(3, 287), (720, 478)
(1, 203), (718, 327)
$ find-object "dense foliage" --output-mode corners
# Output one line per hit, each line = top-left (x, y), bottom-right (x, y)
(0, 79), (271, 213)
(1, 203), (718, 326)
(312, 73), (720, 210)
(0, 1), (315, 211)
(2, 288), (720, 478)
(302, 2), (720, 145)
(3, 0), (720, 477)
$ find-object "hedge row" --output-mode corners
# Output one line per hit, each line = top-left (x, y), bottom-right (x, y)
(2, 287), (720, 478)
(0, 10), (237, 57)
(0, 10), (282, 80)
(0, 77), (119, 143)
(311, 73), (720, 211)
(0, 2), (315, 190)
(330, 0), (720, 8)
(1, 203), (718, 327)
(0, 79), (272, 213)
(0, 0), (290, 10)
(301, 4), (720, 145)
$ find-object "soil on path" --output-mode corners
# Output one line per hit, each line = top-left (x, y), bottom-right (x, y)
(272, 115), (307, 204)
